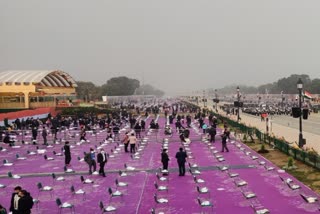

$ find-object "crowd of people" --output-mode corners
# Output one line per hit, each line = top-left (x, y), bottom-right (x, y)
(0, 99), (235, 212)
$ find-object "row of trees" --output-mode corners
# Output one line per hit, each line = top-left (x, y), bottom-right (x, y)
(76, 76), (164, 101)
(217, 74), (320, 94)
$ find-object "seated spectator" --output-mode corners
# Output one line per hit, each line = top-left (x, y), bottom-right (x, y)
(164, 125), (172, 135)
(3, 134), (14, 146)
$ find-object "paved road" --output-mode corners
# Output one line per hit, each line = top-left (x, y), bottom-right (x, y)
(203, 100), (320, 153)
(244, 113), (320, 136)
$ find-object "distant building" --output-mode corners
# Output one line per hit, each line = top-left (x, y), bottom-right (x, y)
(0, 70), (77, 110)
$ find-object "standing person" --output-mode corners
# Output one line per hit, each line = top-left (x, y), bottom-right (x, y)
(17, 190), (33, 214)
(85, 148), (96, 174)
(64, 141), (71, 166)
(106, 128), (113, 140)
(223, 128), (231, 141)
(175, 147), (187, 176)
(32, 127), (38, 145)
(97, 148), (107, 177)
(186, 115), (192, 128)
(198, 117), (204, 129)
(134, 123), (142, 138)
(202, 123), (208, 134)
(161, 149), (170, 172)
(89, 148), (97, 174)
(209, 127), (217, 143)
(221, 134), (229, 152)
(42, 126), (48, 145)
(112, 125), (120, 141)
(80, 126), (86, 141)
(10, 186), (22, 214)
(129, 133), (137, 153)
(175, 120), (182, 132)
(140, 120), (146, 132)
(122, 132), (129, 153)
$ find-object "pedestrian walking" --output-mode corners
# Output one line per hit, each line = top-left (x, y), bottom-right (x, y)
(221, 134), (229, 152)
(64, 141), (71, 166)
(175, 147), (187, 176)
(85, 148), (96, 174)
(129, 133), (137, 153)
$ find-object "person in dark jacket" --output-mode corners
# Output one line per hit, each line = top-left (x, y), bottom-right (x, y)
(209, 127), (217, 143)
(175, 147), (187, 176)
(161, 149), (170, 171)
(97, 148), (107, 177)
(32, 127), (38, 145)
(112, 125), (120, 141)
(80, 126), (86, 141)
(140, 120), (146, 132)
(186, 115), (192, 128)
(224, 128), (231, 139)
(88, 148), (96, 174)
(221, 134), (229, 152)
(42, 126), (47, 145)
(64, 141), (71, 166)
(17, 190), (33, 214)
(134, 123), (142, 138)
(3, 134), (14, 146)
(10, 186), (22, 214)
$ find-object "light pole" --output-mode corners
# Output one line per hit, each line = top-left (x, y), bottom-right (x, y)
(237, 86), (240, 122)
(215, 89), (218, 112)
(281, 91), (284, 108)
(297, 79), (304, 148)
(203, 90), (207, 108)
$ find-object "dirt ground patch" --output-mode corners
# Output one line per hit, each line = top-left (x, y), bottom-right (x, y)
(244, 141), (320, 193)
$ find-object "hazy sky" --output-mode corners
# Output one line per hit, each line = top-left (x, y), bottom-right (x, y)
(1, 1), (320, 95)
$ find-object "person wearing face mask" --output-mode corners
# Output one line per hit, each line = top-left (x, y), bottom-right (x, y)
(87, 148), (97, 174)
(97, 148), (107, 177)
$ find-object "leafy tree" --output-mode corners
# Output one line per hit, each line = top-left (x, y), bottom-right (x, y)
(75, 77), (166, 101)
(100, 76), (140, 96)
(76, 81), (101, 101)
(309, 79), (320, 94)
(276, 74), (311, 94)
(217, 74), (318, 94)
(212, 85), (258, 95)
(135, 84), (165, 97)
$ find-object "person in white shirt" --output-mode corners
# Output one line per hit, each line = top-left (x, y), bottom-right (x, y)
(128, 133), (137, 153)
(97, 148), (107, 177)
(10, 186), (22, 214)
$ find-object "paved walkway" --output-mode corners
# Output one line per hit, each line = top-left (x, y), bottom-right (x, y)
(206, 100), (320, 153)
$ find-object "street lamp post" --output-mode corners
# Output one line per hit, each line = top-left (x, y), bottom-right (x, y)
(281, 91), (284, 108)
(203, 90), (207, 108)
(297, 79), (304, 148)
(215, 89), (218, 112)
(237, 86), (240, 122)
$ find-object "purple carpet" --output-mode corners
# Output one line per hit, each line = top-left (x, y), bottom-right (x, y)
(0, 116), (319, 213)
